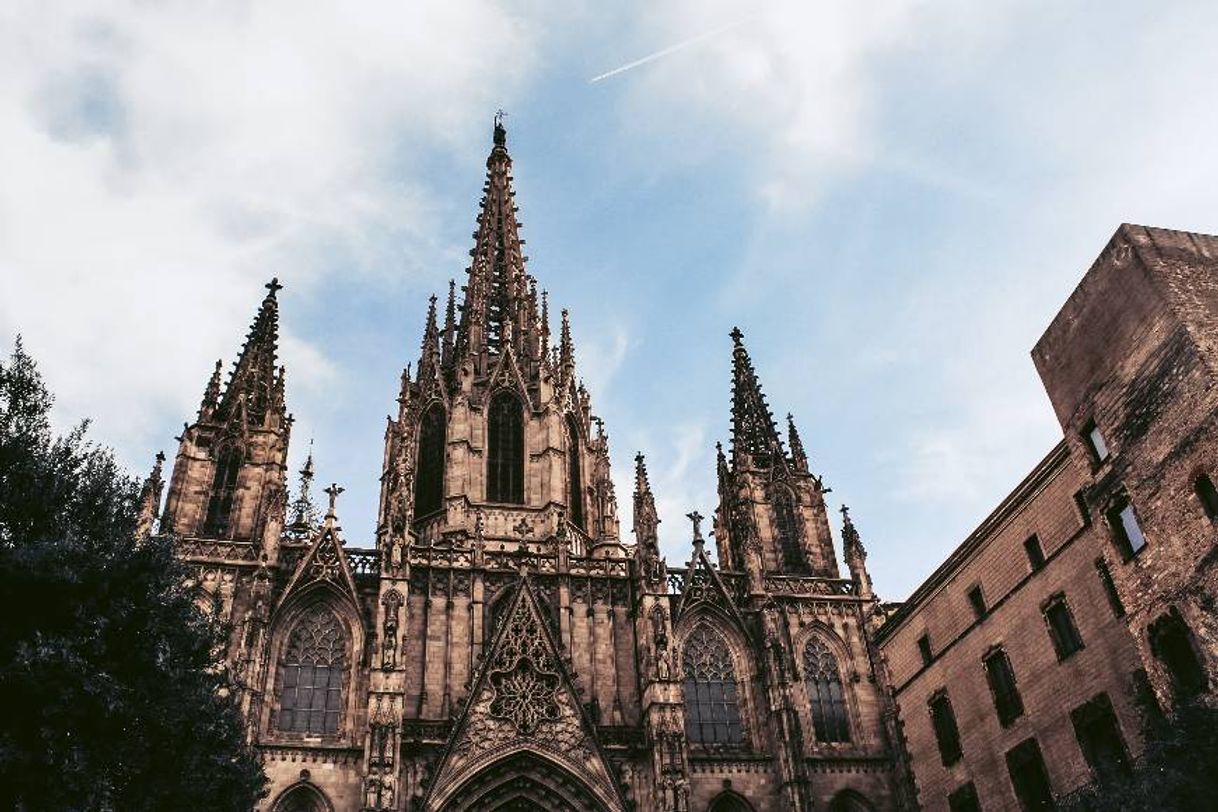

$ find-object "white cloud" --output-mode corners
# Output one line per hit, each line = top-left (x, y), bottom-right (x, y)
(0, 0), (541, 465)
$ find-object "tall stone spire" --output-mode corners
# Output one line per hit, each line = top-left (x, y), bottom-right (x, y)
(633, 452), (660, 546)
(728, 327), (783, 468)
(288, 441), (319, 537)
(217, 278), (284, 427)
(441, 279), (457, 367)
(454, 115), (542, 367)
(135, 451), (165, 541)
(787, 412), (808, 472)
(841, 505), (873, 599)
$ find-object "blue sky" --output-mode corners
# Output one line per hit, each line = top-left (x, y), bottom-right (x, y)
(3, 1), (1218, 599)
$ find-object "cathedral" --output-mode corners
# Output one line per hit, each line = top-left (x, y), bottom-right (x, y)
(144, 118), (904, 811)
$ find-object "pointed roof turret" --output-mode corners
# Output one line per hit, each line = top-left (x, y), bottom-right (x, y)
(287, 441), (319, 536)
(441, 279), (457, 366)
(418, 293), (440, 374)
(559, 308), (575, 383)
(841, 505), (873, 599)
(729, 328), (783, 468)
(198, 359), (223, 420)
(217, 278), (284, 427)
(454, 115), (542, 366)
(135, 451), (166, 541)
(787, 412), (808, 472)
(633, 452), (660, 546)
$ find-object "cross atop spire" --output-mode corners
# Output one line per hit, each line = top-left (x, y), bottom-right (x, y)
(728, 328), (783, 468)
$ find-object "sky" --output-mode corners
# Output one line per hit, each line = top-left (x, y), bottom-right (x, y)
(3, 0), (1218, 600)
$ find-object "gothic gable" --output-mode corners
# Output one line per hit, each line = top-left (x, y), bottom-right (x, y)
(424, 576), (624, 812)
(673, 544), (749, 634)
(277, 522), (361, 614)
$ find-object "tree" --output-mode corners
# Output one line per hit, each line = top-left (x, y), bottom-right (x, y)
(1062, 694), (1218, 811)
(0, 338), (267, 810)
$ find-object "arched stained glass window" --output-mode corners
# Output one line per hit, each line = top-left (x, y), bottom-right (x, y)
(804, 639), (850, 742)
(277, 607), (347, 735)
(414, 403), (446, 519)
(773, 488), (807, 572)
(682, 625), (745, 746)
(567, 417), (584, 531)
(487, 391), (524, 504)
(204, 444), (242, 537)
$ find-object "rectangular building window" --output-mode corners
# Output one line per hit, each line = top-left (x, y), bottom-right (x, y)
(1043, 594), (1084, 659)
(929, 690), (963, 766)
(1024, 534), (1046, 572)
(984, 647), (1024, 727)
(918, 634), (933, 667)
(968, 585), (987, 620)
(1082, 419), (1109, 464)
(1195, 473), (1218, 520)
(1071, 693), (1131, 787)
(1006, 737), (1055, 811)
(948, 782), (981, 812)
(1107, 495), (1147, 559)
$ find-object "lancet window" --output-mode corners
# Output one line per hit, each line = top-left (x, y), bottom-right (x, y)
(682, 625), (745, 746)
(414, 403), (446, 519)
(804, 639), (850, 742)
(772, 488), (807, 572)
(487, 390), (524, 504)
(203, 443), (242, 537)
(277, 607), (348, 735)
(567, 417), (584, 531)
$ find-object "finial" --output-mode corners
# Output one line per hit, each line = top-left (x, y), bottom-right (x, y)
(686, 510), (705, 542)
(730, 326), (744, 345)
(493, 110), (507, 146)
(266, 277), (283, 295)
(323, 483), (344, 517)
(840, 504), (851, 521)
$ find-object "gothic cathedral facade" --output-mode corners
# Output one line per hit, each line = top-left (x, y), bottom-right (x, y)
(145, 120), (905, 811)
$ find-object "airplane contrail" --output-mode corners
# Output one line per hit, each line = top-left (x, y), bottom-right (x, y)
(589, 19), (753, 84)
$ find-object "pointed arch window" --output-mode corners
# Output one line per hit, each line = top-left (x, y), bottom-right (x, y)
(277, 607), (348, 735)
(773, 488), (807, 572)
(414, 403), (446, 519)
(487, 390), (524, 504)
(804, 639), (851, 742)
(203, 444), (242, 537)
(682, 625), (745, 746)
(567, 416), (584, 531)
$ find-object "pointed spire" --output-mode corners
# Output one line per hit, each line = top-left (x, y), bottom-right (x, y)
(288, 441), (319, 536)
(453, 115), (541, 366)
(418, 293), (441, 382)
(787, 412), (808, 471)
(540, 290), (551, 358)
(633, 452), (660, 545)
(841, 505), (872, 598)
(218, 278), (284, 427)
(135, 451), (166, 541)
(198, 359), (223, 420)
(728, 327), (783, 468)
(559, 308), (575, 381)
(441, 279), (457, 365)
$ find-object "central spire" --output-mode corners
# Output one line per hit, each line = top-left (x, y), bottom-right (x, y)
(454, 116), (545, 372)
(729, 327), (783, 468)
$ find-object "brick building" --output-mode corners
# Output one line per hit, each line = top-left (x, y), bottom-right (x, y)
(139, 119), (905, 811)
(874, 224), (1218, 810)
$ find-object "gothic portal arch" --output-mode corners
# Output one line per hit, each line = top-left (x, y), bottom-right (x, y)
(828, 789), (875, 812)
(270, 781), (333, 812)
(434, 749), (615, 812)
(708, 789), (755, 812)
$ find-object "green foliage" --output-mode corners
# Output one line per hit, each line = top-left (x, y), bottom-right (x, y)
(1062, 697), (1218, 812)
(0, 337), (267, 811)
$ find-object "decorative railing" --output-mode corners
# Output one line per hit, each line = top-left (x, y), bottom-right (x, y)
(176, 538), (260, 563)
(764, 575), (856, 596)
(666, 567), (856, 598)
(347, 548), (380, 577)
